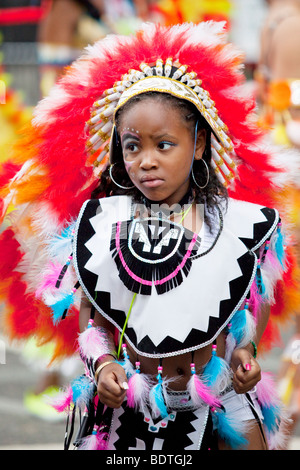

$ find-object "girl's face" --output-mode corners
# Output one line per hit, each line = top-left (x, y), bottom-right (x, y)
(118, 98), (206, 207)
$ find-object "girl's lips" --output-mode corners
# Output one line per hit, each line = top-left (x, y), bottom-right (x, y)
(140, 177), (164, 188)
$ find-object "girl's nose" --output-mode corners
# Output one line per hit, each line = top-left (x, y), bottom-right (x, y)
(139, 151), (158, 170)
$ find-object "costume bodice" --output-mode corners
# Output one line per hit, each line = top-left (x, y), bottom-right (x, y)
(73, 195), (279, 358)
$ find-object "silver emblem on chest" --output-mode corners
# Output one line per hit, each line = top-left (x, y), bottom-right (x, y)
(135, 222), (180, 254)
(129, 218), (184, 263)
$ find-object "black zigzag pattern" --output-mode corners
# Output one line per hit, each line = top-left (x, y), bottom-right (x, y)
(113, 405), (203, 450)
(239, 207), (277, 250)
(123, 250), (256, 355)
(76, 199), (128, 323)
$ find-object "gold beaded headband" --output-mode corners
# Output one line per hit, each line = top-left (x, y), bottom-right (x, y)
(85, 58), (237, 187)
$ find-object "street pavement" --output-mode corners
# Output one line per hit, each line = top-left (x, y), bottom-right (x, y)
(0, 340), (67, 450)
(0, 334), (300, 451)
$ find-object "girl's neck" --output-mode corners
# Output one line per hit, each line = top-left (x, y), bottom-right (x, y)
(143, 187), (194, 216)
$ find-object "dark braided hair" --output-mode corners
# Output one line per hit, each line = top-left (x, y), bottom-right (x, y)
(91, 91), (228, 217)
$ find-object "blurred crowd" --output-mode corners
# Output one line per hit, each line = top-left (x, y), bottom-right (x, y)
(1, 0), (300, 449)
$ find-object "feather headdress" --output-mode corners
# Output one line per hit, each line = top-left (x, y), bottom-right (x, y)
(0, 22), (298, 361)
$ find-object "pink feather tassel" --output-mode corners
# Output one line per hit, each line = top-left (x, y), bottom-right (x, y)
(256, 372), (291, 450)
(127, 362), (151, 412)
(35, 262), (65, 298)
(249, 278), (263, 321)
(78, 426), (109, 450)
(78, 320), (111, 360)
(256, 371), (279, 407)
(187, 364), (221, 408)
(47, 385), (73, 413)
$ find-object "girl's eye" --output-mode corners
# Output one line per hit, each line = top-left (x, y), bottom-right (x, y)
(124, 142), (139, 152)
(158, 141), (174, 150)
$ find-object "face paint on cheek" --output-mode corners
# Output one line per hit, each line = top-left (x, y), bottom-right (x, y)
(124, 159), (134, 173)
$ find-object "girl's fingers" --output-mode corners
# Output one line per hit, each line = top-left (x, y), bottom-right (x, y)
(97, 367), (128, 408)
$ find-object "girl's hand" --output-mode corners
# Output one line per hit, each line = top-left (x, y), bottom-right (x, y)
(97, 362), (128, 408)
(230, 347), (261, 394)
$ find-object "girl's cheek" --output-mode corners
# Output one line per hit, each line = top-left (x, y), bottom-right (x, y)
(124, 159), (134, 173)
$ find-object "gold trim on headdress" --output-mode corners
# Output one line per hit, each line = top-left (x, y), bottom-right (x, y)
(85, 59), (238, 186)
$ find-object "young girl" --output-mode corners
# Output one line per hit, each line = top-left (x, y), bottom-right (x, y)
(77, 89), (271, 450)
(0, 22), (297, 451)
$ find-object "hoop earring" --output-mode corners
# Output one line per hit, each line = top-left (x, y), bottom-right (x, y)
(109, 163), (135, 190)
(192, 159), (210, 190)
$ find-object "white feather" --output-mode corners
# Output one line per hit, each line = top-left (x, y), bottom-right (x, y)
(266, 410), (292, 450)
(30, 201), (63, 239)
(260, 236), (285, 304)
(238, 310), (256, 349)
(32, 85), (72, 126)
(269, 144), (300, 189)
(225, 332), (237, 364)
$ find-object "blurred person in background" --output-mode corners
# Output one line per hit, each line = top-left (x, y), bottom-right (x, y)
(256, 0), (300, 448)
(153, 0), (232, 26)
(37, 0), (153, 96)
(37, 0), (106, 96)
(257, 0), (300, 143)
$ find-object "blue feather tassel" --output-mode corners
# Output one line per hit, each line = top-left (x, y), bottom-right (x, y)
(47, 222), (75, 259)
(274, 223), (285, 268)
(260, 403), (281, 434)
(149, 381), (168, 419)
(256, 262), (266, 296)
(229, 307), (248, 344)
(203, 346), (230, 393)
(61, 223), (76, 239)
(149, 366), (168, 419)
(50, 290), (75, 324)
(71, 375), (95, 407)
(211, 407), (248, 449)
(116, 343), (134, 378)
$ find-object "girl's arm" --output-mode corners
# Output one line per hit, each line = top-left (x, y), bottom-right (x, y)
(79, 293), (128, 408)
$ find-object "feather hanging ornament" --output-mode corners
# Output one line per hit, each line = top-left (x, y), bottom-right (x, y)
(47, 385), (73, 414)
(55, 254), (73, 289)
(49, 282), (79, 324)
(249, 278), (263, 321)
(48, 375), (95, 414)
(149, 365), (169, 419)
(45, 222), (76, 263)
(210, 406), (248, 449)
(187, 362), (222, 408)
(35, 262), (67, 299)
(225, 325), (236, 365)
(116, 343), (135, 378)
(78, 320), (115, 361)
(225, 304), (256, 363)
(127, 361), (151, 413)
(231, 303), (255, 346)
(255, 371), (289, 449)
(78, 425), (109, 450)
(225, 301), (256, 363)
(260, 252), (282, 304)
(273, 222), (285, 269)
(203, 345), (231, 394)
(258, 235), (285, 304)
(50, 291), (75, 324)
(256, 260), (266, 297)
(70, 374), (95, 409)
